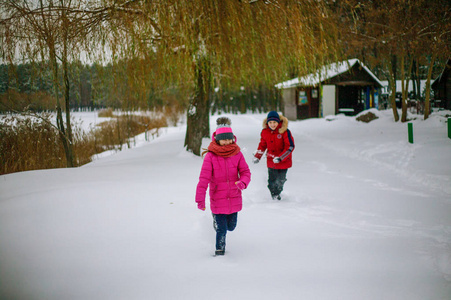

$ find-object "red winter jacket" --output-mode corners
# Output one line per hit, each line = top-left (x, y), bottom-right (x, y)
(254, 114), (295, 169)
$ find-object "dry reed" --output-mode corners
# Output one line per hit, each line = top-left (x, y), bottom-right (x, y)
(0, 112), (169, 175)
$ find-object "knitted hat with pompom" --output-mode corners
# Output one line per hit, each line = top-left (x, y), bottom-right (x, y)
(214, 117), (234, 141)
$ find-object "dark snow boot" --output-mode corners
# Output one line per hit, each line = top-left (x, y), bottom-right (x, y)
(272, 194), (281, 200)
(215, 249), (225, 256)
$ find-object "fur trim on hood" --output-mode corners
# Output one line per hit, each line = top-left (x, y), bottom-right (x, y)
(263, 113), (288, 134)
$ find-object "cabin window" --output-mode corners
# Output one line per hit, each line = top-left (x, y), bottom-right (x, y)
(299, 90), (308, 105)
(312, 89), (318, 98)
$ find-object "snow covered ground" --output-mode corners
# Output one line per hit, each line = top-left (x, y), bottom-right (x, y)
(1, 109), (450, 299)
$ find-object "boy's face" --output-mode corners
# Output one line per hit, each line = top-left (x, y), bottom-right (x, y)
(219, 139), (233, 145)
(268, 120), (279, 131)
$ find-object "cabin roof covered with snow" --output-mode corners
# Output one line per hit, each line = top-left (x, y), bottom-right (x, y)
(276, 59), (383, 89)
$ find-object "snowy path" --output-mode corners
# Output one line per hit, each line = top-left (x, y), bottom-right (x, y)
(0, 112), (450, 299)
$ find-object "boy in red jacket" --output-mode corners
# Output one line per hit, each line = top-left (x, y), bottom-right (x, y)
(253, 111), (295, 200)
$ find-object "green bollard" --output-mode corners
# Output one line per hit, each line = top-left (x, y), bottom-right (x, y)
(448, 118), (451, 139)
(408, 123), (414, 144)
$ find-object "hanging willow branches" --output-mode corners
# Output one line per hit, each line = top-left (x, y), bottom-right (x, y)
(1, 0), (341, 156)
(102, 0), (341, 87)
(0, 0), (119, 165)
(99, 0), (340, 154)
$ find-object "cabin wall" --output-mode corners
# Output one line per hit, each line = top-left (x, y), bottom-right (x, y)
(282, 87), (297, 121)
(322, 85), (336, 117)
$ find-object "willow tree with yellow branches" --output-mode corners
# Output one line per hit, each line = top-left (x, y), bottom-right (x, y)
(1, 0), (341, 157)
(101, 0), (340, 155)
(0, 0), (113, 166)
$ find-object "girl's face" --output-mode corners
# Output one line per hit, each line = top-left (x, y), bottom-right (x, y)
(219, 139), (233, 146)
(268, 121), (279, 131)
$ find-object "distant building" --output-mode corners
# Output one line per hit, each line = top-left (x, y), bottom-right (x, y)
(379, 80), (428, 109)
(432, 58), (451, 110)
(276, 59), (383, 120)
(379, 80), (428, 95)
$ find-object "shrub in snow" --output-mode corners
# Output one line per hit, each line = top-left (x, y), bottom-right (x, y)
(356, 111), (379, 123)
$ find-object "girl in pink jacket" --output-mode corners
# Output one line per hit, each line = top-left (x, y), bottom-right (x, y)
(196, 117), (251, 256)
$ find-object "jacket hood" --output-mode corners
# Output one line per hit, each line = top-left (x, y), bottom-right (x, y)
(263, 113), (288, 134)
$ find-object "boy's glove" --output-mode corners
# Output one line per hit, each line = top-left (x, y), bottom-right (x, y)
(252, 157), (260, 164)
(235, 181), (246, 190)
(273, 157), (281, 164)
(197, 202), (205, 211)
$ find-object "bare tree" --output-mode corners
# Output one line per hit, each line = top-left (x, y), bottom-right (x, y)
(415, 1), (451, 119)
(333, 0), (450, 122)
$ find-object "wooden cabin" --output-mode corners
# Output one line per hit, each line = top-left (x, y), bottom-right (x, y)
(432, 58), (451, 110)
(277, 59), (383, 120)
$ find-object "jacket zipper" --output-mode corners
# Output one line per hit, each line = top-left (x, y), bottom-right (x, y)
(225, 157), (231, 213)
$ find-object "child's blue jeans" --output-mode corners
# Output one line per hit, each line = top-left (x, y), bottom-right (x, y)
(213, 213), (238, 251)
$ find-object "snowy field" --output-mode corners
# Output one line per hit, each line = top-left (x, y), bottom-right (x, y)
(1, 109), (450, 299)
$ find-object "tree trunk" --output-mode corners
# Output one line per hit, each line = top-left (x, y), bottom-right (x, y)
(62, 33), (75, 167)
(414, 58), (421, 114)
(389, 56), (399, 122)
(400, 55), (414, 122)
(424, 54), (436, 120)
(410, 59), (420, 100)
(400, 55), (407, 122)
(50, 50), (71, 165)
(184, 56), (211, 156)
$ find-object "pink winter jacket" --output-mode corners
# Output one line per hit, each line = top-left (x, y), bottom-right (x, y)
(196, 151), (251, 214)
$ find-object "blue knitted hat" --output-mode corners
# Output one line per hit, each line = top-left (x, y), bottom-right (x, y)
(267, 111), (280, 123)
